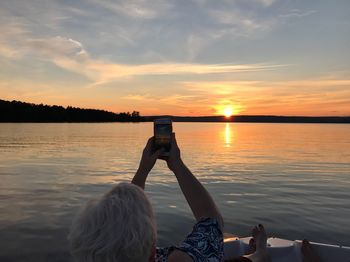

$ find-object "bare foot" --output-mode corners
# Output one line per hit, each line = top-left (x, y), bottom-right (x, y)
(301, 239), (322, 262)
(244, 224), (271, 262)
(245, 238), (256, 255)
(253, 224), (267, 251)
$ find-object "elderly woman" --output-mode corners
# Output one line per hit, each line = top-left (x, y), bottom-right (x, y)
(68, 133), (225, 261)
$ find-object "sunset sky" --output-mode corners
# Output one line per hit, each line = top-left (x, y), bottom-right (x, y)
(1, 0), (349, 116)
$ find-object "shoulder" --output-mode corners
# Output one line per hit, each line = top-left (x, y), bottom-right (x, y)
(168, 250), (193, 262)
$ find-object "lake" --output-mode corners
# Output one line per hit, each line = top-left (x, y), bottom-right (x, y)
(0, 123), (349, 261)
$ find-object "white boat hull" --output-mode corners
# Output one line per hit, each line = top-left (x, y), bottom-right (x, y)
(224, 237), (350, 262)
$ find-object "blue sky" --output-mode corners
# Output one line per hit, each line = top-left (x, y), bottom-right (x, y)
(1, 0), (349, 115)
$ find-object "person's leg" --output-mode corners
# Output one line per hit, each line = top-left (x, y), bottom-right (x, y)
(301, 239), (322, 262)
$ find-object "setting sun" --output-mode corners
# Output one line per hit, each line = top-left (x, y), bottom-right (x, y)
(223, 106), (234, 118)
(214, 100), (244, 117)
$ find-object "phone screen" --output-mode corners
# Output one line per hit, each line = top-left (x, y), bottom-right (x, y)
(156, 124), (172, 136)
(154, 121), (172, 152)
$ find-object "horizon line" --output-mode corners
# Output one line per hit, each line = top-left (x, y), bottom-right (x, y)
(2, 98), (349, 118)
(144, 114), (350, 118)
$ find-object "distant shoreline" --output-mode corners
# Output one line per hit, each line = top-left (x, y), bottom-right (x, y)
(144, 115), (350, 124)
(1, 99), (349, 123)
(2, 116), (350, 124)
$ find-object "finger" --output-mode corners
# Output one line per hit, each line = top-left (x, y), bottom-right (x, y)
(144, 136), (154, 150)
(171, 132), (178, 147)
(146, 136), (154, 146)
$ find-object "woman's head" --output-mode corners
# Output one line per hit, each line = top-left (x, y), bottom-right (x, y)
(68, 183), (156, 262)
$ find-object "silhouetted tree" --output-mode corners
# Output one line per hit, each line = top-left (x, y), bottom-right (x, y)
(0, 99), (144, 122)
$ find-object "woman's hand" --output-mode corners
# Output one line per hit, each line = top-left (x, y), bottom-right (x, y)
(162, 133), (184, 171)
(138, 136), (164, 174)
(132, 137), (164, 189)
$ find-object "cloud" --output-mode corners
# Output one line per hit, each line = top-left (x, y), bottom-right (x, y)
(0, 14), (284, 86)
(182, 81), (262, 95)
(208, 9), (273, 33)
(28, 36), (88, 60)
(196, 0), (279, 43)
(0, 16), (29, 58)
(82, 0), (283, 61)
(159, 94), (197, 104)
(0, 44), (19, 58)
(0, 10), (285, 85)
(119, 77), (350, 116)
(121, 94), (149, 101)
(178, 78), (350, 115)
(0, 25), (283, 86)
(257, 0), (277, 6)
(88, 0), (172, 19)
(82, 60), (282, 87)
(279, 9), (317, 18)
(0, 0), (299, 64)
(183, 79), (350, 95)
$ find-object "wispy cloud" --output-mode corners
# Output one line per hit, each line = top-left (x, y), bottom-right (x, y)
(83, 60), (282, 87)
(0, 24), (284, 86)
(183, 79), (350, 96)
(0, 15), (29, 58)
(257, 0), (276, 6)
(0, 0), (319, 63)
(28, 36), (88, 60)
(88, 0), (172, 19)
(279, 9), (317, 18)
(208, 9), (273, 31)
(179, 78), (350, 115)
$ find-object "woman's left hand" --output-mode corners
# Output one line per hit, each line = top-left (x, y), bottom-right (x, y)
(138, 136), (164, 174)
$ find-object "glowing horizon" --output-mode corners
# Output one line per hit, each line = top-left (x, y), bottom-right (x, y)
(0, 1), (349, 116)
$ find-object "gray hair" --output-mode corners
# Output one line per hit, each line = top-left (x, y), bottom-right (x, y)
(68, 183), (156, 262)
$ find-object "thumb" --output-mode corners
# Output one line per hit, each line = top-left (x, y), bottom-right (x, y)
(152, 148), (165, 159)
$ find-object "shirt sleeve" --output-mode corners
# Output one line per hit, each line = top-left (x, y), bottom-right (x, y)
(156, 218), (224, 262)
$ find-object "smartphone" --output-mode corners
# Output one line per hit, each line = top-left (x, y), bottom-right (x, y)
(154, 118), (172, 156)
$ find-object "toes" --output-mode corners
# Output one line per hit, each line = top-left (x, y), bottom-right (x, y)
(249, 237), (256, 247)
(301, 239), (322, 262)
(246, 238), (256, 255)
(302, 239), (311, 247)
(258, 224), (266, 235)
(252, 224), (265, 237)
(302, 239), (310, 245)
(252, 226), (259, 237)
(301, 239), (312, 253)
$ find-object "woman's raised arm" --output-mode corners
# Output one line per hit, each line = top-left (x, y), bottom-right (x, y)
(132, 137), (164, 189)
(164, 133), (224, 229)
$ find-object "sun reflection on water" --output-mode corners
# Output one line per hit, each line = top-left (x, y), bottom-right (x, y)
(225, 123), (232, 147)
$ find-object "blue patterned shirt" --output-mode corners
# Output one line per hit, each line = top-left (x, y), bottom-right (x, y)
(155, 218), (224, 262)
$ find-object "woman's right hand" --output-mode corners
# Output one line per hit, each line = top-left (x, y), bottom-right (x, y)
(163, 133), (183, 171)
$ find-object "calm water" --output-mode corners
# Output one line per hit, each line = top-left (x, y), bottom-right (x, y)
(0, 123), (349, 261)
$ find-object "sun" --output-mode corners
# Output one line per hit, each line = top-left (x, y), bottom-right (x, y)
(215, 102), (243, 117)
(223, 106), (233, 118)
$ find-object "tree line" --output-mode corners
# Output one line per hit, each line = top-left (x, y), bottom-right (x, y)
(0, 99), (143, 122)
